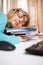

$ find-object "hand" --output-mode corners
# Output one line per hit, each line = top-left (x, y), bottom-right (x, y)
(17, 35), (33, 42)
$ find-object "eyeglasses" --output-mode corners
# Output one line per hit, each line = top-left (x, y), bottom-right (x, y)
(13, 9), (29, 22)
(17, 11), (29, 22)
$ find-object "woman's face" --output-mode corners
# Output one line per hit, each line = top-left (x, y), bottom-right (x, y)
(9, 12), (25, 28)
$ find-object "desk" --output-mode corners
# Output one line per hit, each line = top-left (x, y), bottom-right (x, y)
(0, 39), (43, 65)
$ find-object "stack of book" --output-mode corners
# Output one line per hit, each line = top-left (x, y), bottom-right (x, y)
(5, 26), (38, 36)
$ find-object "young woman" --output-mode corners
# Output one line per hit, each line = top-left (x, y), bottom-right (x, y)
(6, 8), (30, 41)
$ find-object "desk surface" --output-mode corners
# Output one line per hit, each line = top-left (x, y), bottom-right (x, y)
(0, 39), (43, 65)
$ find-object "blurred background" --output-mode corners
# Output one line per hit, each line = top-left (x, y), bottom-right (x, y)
(0, 0), (43, 33)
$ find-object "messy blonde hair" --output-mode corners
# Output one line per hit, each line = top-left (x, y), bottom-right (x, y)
(6, 8), (30, 27)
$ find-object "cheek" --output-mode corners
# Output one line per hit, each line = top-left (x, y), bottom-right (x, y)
(11, 21), (16, 26)
(10, 21), (16, 27)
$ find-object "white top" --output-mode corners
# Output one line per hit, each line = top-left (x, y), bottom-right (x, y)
(0, 39), (43, 65)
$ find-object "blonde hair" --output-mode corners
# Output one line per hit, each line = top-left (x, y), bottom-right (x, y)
(6, 8), (30, 27)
